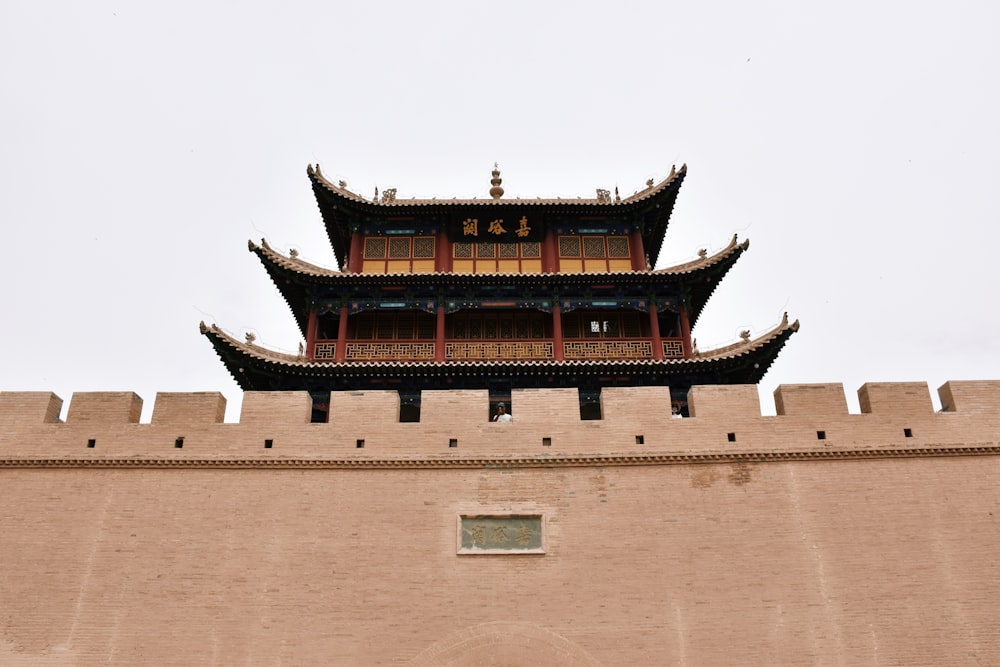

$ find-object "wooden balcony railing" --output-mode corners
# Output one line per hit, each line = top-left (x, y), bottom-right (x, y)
(313, 337), (687, 362)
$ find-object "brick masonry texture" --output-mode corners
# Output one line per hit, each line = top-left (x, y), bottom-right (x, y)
(1, 381), (999, 665)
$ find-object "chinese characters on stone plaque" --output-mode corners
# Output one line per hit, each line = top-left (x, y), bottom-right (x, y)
(459, 515), (543, 554)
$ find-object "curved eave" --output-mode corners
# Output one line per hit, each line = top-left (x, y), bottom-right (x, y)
(200, 314), (797, 391)
(308, 163), (686, 264)
(251, 234), (746, 324)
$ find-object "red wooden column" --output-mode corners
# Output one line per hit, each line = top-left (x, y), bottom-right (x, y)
(435, 305), (446, 362)
(629, 228), (646, 271)
(335, 306), (349, 362)
(648, 303), (664, 360)
(543, 230), (558, 273)
(436, 232), (451, 272)
(679, 307), (693, 357)
(552, 303), (564, 360)
(305, 309), (319, 360)
(348, 232), (363, 273)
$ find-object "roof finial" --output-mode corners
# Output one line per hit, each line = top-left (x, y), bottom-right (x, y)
(489, 163), (504, 200)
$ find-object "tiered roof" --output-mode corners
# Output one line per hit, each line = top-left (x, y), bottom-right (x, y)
(202, 162), (798, 396)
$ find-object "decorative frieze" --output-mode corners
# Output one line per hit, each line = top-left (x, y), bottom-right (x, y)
(446, 342), (553, 360)
(663, 339), (684, 358)
(345, 342), (435, 361)
(563, 340), (652, 359)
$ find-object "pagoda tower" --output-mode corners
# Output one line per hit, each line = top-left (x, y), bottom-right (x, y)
(202, 163), (798, 421)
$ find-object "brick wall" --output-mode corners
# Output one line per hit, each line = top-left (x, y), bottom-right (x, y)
(1, 381), (999, 665)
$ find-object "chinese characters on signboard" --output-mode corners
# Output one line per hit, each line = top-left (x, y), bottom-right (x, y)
(450, 212), (543, 243)
(461, 216), (532, 239)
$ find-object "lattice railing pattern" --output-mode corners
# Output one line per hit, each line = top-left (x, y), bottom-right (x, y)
(663, 339), (685, 358)
(314, 342), (337, 359)
(345, 343), (435, 361)
(446, 342), (553, 360)
(563, 340), (652, 359)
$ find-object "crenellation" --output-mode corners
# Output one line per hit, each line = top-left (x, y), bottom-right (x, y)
(240, 390), (312, 424)
(151, 391), (227, 425)
(858, 381), (934, 415)
(65, 391), (143, 424)
(508, 387), (579, 425)
(0, 383), (998, 462)
(329, 389), (402, 427)
(687, 384), (761, 418)
(600, 386), (672, 423)
(773, 383), (849, 416)
(0, 391), (63, 424)
(938, 380), (1000, 413)
(420, 389), (490, 425)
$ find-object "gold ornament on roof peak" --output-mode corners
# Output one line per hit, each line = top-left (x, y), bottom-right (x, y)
(489, 163), (504, 200)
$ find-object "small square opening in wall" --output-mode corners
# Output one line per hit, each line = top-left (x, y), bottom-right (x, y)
(87, 439), (96, 448)
(174, 437), (184, 449)
(904, 428), (913, 438)
(356, 439), (365, 449)
(449, 438), (458, 448)
(542, 437), (552, 447)
(727, 432), (736, 443)
(264, 439), (273, 449)
(817, 430), (826, 440)
(635, 435), (644, 445)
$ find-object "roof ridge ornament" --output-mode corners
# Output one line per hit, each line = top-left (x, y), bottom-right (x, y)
(489, 163), (504, 200)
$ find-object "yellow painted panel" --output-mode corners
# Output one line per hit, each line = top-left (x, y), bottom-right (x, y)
(453, 260), (474, 273)
(608, 259), (633, 272)
(475, 261), (498, 274)
(584, 260), (609, 273)
(412, 260), (435, 273)
(521, 259), (542, 273)
(559, 259), (583, 273)
(387, 260), (411, 274)
(498, 260), (520, 273)
(362, 261), (385, 274)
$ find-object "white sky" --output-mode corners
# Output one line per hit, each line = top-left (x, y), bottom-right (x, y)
(2, 1), (998, 421)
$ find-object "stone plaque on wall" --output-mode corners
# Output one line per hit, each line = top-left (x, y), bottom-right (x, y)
(458, 515), (544, 555)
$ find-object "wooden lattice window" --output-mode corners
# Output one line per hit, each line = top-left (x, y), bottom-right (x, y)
(413, 236), (435, 258)
(361, 235), (436, 274)
(583, 236), (606, 258)
(389, 237), (411, 258)
(559, 235), (631, 272)
(559, 236), (582, 257)
(453, 242), (542, 274)
(607, 236), (630, 258)
(364, 237), (387, 259)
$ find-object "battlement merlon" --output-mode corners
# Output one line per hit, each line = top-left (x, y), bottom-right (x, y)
(1, 382), (998, 463)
